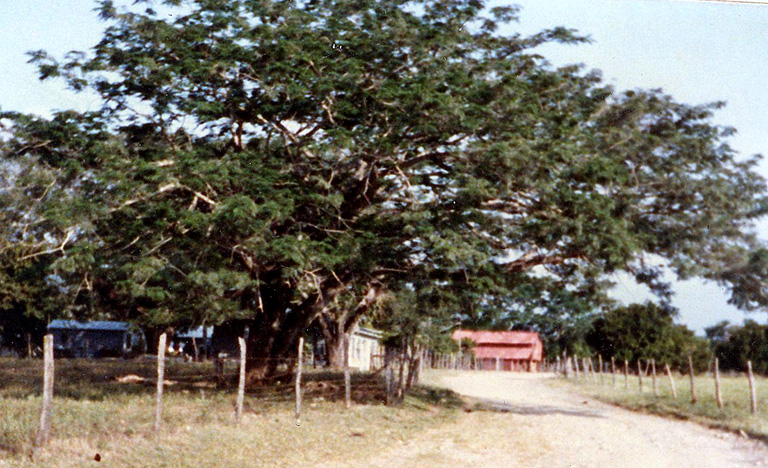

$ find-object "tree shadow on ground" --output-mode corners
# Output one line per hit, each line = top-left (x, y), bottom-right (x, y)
(466, 397), (604, 418)
(0, 358), (461, 410)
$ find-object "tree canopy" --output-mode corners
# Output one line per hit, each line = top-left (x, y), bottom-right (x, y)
(587, 302), (711, 371)
(706, 319), (768, 373)
(1, 0), (767, 372)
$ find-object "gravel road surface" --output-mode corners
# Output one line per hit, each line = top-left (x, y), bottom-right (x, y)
(346, 371), (768, 468)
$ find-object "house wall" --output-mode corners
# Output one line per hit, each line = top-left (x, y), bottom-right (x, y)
(51, 329), (126, 358)
(348, 333), (382, 371)
(476, 357), (537, 372)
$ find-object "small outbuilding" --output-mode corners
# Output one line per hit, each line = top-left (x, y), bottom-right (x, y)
(348, 327), (384, 371)
(310, 326), (385, 371)
(453, 329), (543, 372)
(48, 320), (146, 359)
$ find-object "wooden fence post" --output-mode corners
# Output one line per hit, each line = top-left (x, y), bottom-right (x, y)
(637, 360), (643, 393)
(624, 360), (629, 389)
(748, 360), (758, 416)
(155, 333), (167, 434)
(598, 355), (603, 385)
(664, 363), (677, 398)
(688, 355), (697, 404)
(651, 359), (658, 396)
(385, 350), (394, 405)
(235, 337), (246, 423)
(295, 337), (304, 425)
(214, 353), (225, 386)
(714, 358), (723, 410)
(34, 334), (54, 449)
(344, 333), (351, 409)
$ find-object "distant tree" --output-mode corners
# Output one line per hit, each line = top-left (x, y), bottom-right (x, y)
(587, 303), (712, 371)
(1, 0), (766, 377)
(708, 320), (768, 373)
(704, 320), (731, 346)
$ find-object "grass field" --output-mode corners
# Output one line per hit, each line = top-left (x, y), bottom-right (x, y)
(556, 369), (768, 441)
(0, 358), (462, 467)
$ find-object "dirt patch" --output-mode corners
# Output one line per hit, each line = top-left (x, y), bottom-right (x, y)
(114, 374), (177, 386)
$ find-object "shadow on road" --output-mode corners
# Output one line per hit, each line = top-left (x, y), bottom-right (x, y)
(468, 397), (604, 418)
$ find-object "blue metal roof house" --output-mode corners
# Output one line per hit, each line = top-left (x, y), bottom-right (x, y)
(47, 320), (146, 359)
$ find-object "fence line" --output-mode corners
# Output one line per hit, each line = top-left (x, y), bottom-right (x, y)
(559, 355), (761, 419)
(714, 357), (723, 410)
(34, 334), (54, 450)
(295, 337), (304, 426)
(154, 333), (167, 434)
(689, 356), (697, 404)
(748, 361), (758, 415)
(344, 333), (351, 409)
(664, 363), (677, 398)
(25, 337), (475, 454)
(235, 337), (246, 424)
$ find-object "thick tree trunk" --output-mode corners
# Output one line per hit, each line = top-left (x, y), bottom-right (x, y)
(406, 344), (421, 390)
(326, 335), (346, 369)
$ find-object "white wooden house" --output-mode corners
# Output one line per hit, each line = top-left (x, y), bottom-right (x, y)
(311, 326), (384, 371)
(348, 326), (384, 371)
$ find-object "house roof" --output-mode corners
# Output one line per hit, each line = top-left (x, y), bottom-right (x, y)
(453, 329), (543, 361)
(453, 329), (540, 346)
(353, 326), (383, 340)
(48, 320), (131, 332)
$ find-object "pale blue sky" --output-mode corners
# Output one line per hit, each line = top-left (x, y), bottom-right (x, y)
(1, 0), (767, 333)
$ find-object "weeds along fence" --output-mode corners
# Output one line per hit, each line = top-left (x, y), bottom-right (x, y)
(554, 354), (763, 420)
(6, 333), (421, 454)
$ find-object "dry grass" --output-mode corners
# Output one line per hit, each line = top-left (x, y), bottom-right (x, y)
(0, 358), (461, 467)
(555, 369), (768, 440)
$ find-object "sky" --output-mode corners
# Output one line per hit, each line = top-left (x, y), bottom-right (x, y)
(1, 0), (767, 334)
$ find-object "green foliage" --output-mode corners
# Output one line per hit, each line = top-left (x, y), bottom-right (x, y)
(707, 319), (768, 374)
(1, 0), (766, 369)
(587, 302), (712, 371)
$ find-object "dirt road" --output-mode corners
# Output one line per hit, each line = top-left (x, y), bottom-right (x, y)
(345, 371), (768, 468)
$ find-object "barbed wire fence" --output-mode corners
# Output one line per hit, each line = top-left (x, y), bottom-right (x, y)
(553, 353), (759, 416)
(27, 331), (442, 451)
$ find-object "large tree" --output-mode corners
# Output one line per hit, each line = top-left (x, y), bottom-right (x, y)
(2, 0), (767, 376)
(706, 319), (768, 373)
(587, 302), (712, 371)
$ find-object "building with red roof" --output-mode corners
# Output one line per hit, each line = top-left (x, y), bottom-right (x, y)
(453, 329), (543, 372)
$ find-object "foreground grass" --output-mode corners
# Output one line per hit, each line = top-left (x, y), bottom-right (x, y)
(0, 358), (461, 467)
(554, 370), (768, 440)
